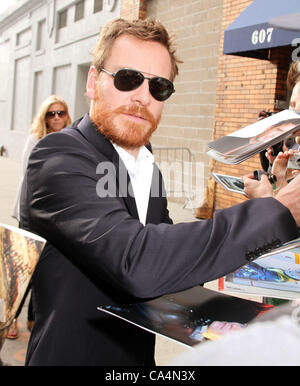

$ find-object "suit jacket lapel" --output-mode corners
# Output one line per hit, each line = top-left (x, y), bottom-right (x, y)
(77, 114), (139, 220)
(112, 151), (139, 220)
(145, 163), (165, 224)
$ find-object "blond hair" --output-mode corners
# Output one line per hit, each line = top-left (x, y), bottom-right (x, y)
(31, 95), (71, 139)
(92, 18), (181, 81)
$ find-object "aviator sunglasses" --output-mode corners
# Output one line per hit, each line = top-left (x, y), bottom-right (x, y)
(46, 110), (67, 119)
(100, 68), (175, 102)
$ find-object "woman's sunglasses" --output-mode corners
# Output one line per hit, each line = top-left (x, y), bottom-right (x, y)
(100, 68), (175, 102)
(46, 110), (67, 119)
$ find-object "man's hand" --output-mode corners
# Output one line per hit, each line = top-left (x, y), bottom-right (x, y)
(243, 174), (272, 199)
(275, 174), (300, 226)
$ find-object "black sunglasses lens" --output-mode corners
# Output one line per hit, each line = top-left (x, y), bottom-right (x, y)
(46, 111), (66, 118)
(113, 69), (174, 101)
(114, 69), (144, 91)
(149, 78), (174, 101)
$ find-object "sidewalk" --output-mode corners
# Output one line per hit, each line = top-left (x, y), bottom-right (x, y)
(0, 156), (198, 366)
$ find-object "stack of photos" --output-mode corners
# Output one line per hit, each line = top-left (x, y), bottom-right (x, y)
(207, 109), (300, 164)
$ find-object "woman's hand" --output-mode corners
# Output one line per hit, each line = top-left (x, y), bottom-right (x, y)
(271, 149), (299, 190)
(265, 147), (277, 166)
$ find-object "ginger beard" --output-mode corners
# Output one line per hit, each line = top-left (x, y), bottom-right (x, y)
(90, 86), (161, 149)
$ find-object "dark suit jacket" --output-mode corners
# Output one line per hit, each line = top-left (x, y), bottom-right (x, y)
(20, 114), (299, 366)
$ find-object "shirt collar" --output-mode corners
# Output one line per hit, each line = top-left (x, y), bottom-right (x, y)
(112, 143), (154, 175)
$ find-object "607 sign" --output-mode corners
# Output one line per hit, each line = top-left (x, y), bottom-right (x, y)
(251, 27), (274, 45)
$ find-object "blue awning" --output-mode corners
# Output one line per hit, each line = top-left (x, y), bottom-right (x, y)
(223, 0), (300, 58)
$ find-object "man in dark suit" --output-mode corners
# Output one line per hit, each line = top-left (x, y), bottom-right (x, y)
(21, 18), (300, 366)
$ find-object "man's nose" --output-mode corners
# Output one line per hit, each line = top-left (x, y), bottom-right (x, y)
(130, 79), (151, 106)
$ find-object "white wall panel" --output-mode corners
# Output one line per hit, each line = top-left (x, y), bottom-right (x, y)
(52, 64), (72, 107)
(12, 55), (31, 131)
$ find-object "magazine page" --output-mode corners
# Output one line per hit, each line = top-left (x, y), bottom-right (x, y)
(0, 224), (45, 336)
(98, 286), (271, 347)
(224, 246), (300, 300)
(207, 110), (300, 164)
(257, 237), (300, 259)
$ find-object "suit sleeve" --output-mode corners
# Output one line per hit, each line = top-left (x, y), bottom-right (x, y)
(22, 133), (299, 299)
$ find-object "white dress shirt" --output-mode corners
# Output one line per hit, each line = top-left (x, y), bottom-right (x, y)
(113, 143), (154, 225)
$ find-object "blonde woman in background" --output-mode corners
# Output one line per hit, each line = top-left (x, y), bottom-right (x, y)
(8, 95), (71, 340)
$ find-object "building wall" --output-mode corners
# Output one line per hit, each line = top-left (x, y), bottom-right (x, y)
(212, 0), (292, 210)
(0, 0), (121, 160)
(121, 0), (146, 19)
(146, 0), (224, 207)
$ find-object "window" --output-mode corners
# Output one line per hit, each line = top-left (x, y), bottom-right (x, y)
(75, 0), (85, 22)
(58, 9), (67, 29)
(94, 0), (103, 13)
(36, 19), (46, 51)
(16, 27), (31, 47)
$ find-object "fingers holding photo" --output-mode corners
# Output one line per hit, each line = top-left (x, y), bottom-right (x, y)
(243, 174), (272, 199)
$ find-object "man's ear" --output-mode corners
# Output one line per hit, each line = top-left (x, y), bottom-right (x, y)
(86, 66), (98, 100)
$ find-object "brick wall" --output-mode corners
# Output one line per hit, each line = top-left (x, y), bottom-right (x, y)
(213, 0), (291, 210)
(121, 0), (146, 19)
